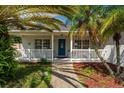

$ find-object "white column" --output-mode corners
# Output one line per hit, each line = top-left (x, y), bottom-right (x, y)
(70, 34), (73, 62)
(89, 48), (91, 60)
(51, 34), (54, 62)
(42, 40), (43, 58)
(29, 49), (31, 61)
(89, 40), (91, 61)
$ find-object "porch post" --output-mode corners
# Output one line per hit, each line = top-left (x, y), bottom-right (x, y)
(89, 48), (91, 60)
(51, 33), (54, 62)
(89, 40), (91, 61)
(70, 34), (73, 62)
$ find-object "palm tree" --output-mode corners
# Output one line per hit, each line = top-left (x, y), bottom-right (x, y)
(100, 6), (124, 76)
(68, 5), (115, 76)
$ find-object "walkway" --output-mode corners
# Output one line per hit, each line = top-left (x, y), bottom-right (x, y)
(50, 63), (84, 88)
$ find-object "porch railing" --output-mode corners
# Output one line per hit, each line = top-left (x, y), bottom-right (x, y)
(71, 49), (103, 60)
(16, 49), (103, 61)
(17, 49), (52, 61)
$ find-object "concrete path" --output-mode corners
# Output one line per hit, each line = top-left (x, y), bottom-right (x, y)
(50, 63), (83, 88)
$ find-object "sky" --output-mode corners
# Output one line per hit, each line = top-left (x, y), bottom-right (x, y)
(55, 15), (69, 25)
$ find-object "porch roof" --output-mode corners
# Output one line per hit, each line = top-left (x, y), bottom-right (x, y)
(9, 30), (70, 36)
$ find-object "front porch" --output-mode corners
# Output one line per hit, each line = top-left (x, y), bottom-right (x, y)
(10, 30), (103, 62)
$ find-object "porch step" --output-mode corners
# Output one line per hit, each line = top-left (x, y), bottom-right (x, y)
(53, 58), (100, 63)
(53, 58), (70, 63)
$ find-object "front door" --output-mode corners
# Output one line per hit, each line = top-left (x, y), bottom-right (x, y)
(58, 39), (66, 57)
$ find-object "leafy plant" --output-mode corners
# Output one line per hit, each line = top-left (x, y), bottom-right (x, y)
(0, 24), (18, 87)
(82, 66), (96, 76)
(40, 58), (50, 64)
(5, 64), (52, 88)
(11, 36), (22, 43)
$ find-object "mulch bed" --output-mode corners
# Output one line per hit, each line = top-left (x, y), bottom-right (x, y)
(73, 62), (124, 88)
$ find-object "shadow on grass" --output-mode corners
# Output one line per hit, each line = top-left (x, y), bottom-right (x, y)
(7, 63), (52, 88)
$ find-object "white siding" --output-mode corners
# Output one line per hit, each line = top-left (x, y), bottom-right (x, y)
(21, 35), (51, 49)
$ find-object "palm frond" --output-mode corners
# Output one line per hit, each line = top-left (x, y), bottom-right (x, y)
(0, 6), (71, 31)
(23, 21), (53, 32)
(100, 7), (124, 37)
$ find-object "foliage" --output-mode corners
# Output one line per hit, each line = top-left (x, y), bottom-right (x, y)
(0, 6), (73, 31)
(40, 58), (51, 64)
(4, 63), (52, 88)
(11, 36), (22, 43)
(67, 6), (124, 77)
(81, 66), (96, 76)
(99, 6), (124, 76)
(100, 6), (124, 40)
(0, 24), (18, 87)
(68, 5), (115, 76)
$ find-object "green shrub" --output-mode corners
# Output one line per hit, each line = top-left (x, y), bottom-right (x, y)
(0, 24), (18, 87)
(10, 36), (22, 43)
(6, 64), (52, 88)
(82, 66), (96, 76)
(40, 58), (50, 64)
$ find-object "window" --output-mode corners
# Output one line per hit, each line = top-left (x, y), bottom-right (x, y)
(35, 39), (42, 49)
(35, 39), (50, 49)
(82, 40), (89, 49)
(43, 39), (50, 49)
(73, 40), (81, 49)
(73, 37), (89, 49)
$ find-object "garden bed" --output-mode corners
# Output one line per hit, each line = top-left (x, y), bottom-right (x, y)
(73, 62), (124, 88)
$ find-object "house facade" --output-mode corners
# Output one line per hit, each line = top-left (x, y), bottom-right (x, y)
(9, 30), (124, 63)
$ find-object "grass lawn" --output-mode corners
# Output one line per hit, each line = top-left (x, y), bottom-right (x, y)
(5, 63), (52, 88)
(73, 63), (124, 88)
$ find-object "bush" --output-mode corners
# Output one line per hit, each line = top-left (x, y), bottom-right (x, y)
(0, 24), (18, 87)
(40, 58), (50, 64)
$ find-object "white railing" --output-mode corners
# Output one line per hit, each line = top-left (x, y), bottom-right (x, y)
(71, 49), (103, 60)
(16, 48), (103, 61)
(16, 49), (52, 61)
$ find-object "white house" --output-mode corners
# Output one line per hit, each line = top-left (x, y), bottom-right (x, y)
(9, 30), (124, 63)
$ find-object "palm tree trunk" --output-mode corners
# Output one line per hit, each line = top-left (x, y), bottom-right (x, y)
(91, 40), (114, 76)
(89, 31), (114, 77)
(113, 33), (121, 76)
(115, 37), (121, 75)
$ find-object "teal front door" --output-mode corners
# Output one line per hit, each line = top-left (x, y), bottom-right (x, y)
(58, 39), (66, 57)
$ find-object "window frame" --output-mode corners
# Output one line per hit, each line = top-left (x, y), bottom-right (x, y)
(35, 39), (51, 49)
(73, 36), (90, 49)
